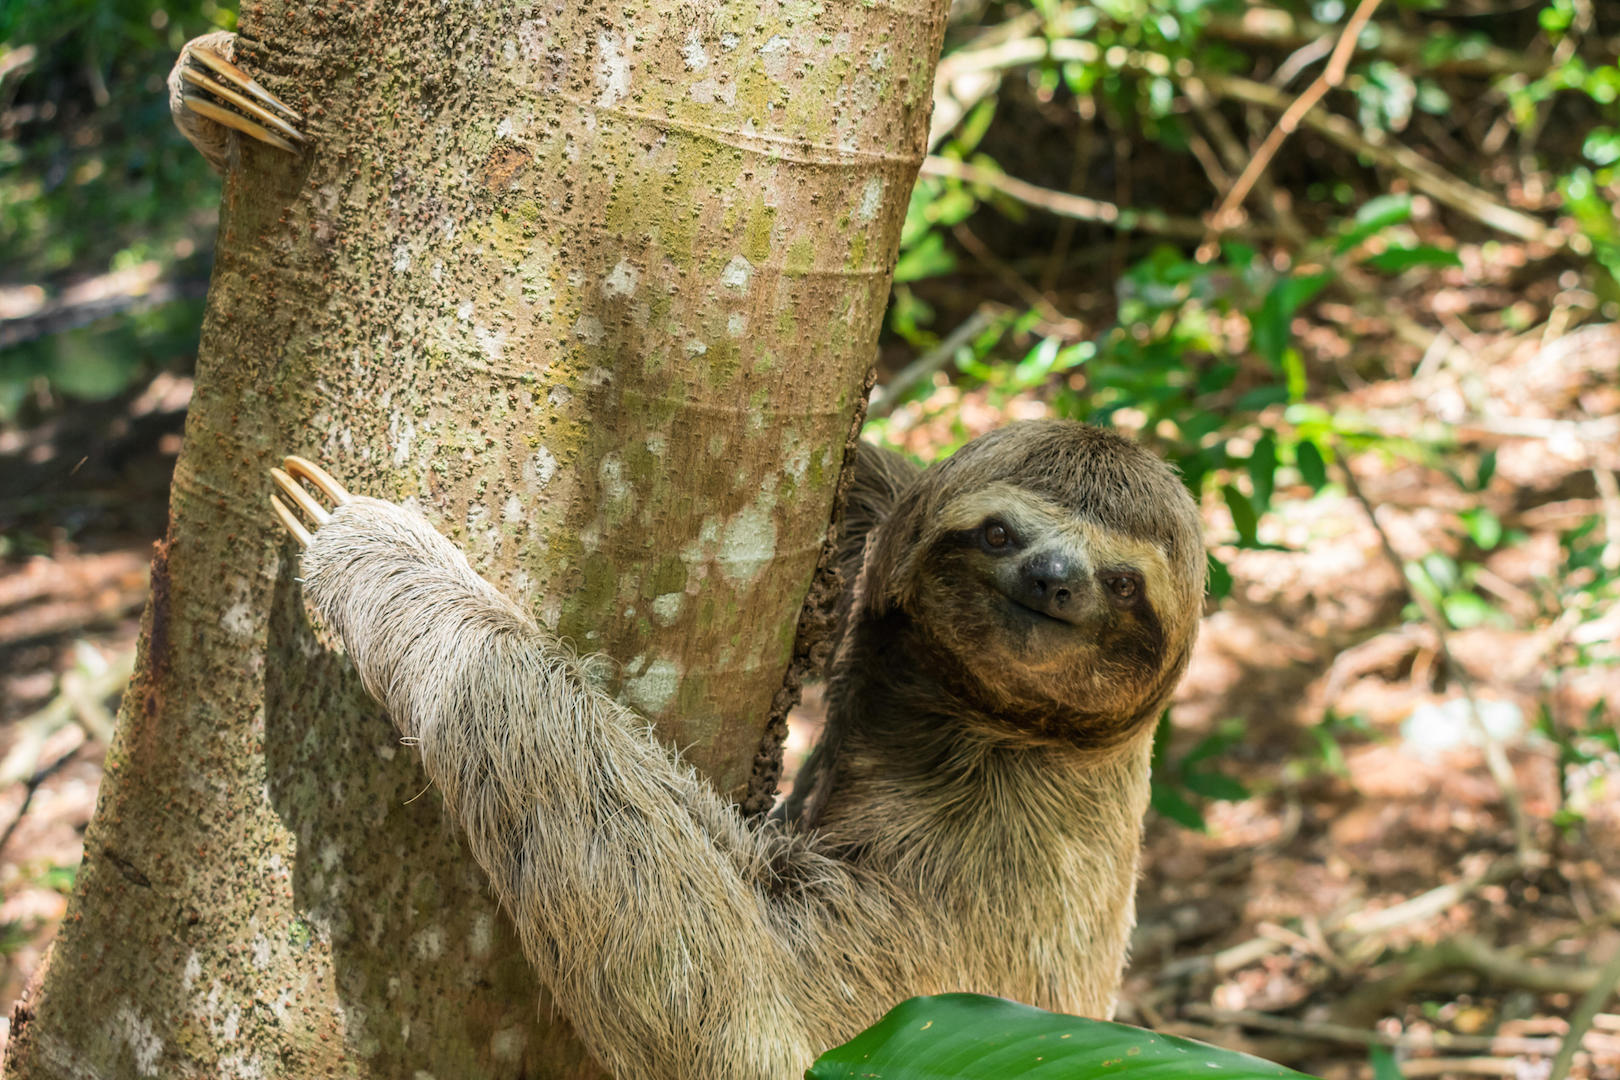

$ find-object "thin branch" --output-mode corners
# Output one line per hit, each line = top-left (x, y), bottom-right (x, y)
(1593, 465), (1620, 573)
(1202, 8), (1541, 77)
(919, 32), (1553, 245)
(868, 305), (1006, 419)
(920, 155), (1258, 241)
(1335, 454), (1537, 859)
(1201, 0), (1383, 256)
(1550, 945), (1620, 1080)
(1183, 1004), (1618, 1056)
(1200, 71), (1554, 244)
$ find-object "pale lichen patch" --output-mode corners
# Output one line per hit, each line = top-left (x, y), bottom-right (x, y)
(221, 600), (255, 640)
(491, 1026), (527, 1062)
(689, 77), (737, 105)
(716, 501), (778, 583)
(573, 314), (606, 345)
(623, 657), (681, 715)
(475, 324), (508, 362)
(596, 32), (631, 107)
(470, 912), (493, 958)
(391, 412), (416, 467)
(412, 925), (445, 962)
(603, 259), (639, 298)
(727, 312), (748, 337)
(682, 30), (709, 71)
(651, 592), (684, 625)
(531, 446), (563, 492)
(858, 176), (885, 221)
(115, 1004), (163, 1076)
(759, 34), (793, 78)
(721, 254), (753, 291)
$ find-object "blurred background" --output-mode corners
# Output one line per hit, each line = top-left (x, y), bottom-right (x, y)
(2, 0), (1619, 1076)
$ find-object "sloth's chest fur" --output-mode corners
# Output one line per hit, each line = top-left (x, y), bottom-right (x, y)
(811, 728), (1153, 1018)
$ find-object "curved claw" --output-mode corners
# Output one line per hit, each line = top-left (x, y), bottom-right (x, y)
(270, 467), (332, 527)
(270, 494), (313, 548)
(180, 67), (304, 147)
(269, 455), (353, 547)
(283, 456), (352, 506)
(187, 41), (304, 124)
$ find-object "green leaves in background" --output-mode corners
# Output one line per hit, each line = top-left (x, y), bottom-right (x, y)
(1150, 713), (1250, 833)
(808, 994), (1315, 1080)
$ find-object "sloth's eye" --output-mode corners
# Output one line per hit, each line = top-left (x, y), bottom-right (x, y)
(983, 521), (1011, 549)
(1103, 573), (1141, 602)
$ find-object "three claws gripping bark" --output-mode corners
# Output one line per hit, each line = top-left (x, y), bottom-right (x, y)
(270, 457), (350, 548)
(172, 33), (307, 161)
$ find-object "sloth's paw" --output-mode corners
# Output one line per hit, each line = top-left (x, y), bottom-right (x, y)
(169, 30), (306, 172)
(269, 456), (352, 548)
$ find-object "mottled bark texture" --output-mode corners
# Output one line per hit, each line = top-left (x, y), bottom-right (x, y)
(4, 0), (947, 1075)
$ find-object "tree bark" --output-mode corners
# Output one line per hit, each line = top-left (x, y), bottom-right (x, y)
(3, 0), (946, 1075)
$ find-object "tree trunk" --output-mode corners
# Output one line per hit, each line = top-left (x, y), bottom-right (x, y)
(3, 1), (946, 1075)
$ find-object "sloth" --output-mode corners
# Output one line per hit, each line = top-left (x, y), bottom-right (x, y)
(267, 420), (1206, 1080)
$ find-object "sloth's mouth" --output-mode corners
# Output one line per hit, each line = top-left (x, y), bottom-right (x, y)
(997, 589), (1079, 628)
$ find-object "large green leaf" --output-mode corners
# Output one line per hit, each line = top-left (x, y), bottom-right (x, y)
(809, 995), (1317, 1079)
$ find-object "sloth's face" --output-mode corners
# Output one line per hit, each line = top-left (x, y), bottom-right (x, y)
(908, 481), (1191, 745)
(859, 420), (1204, 748)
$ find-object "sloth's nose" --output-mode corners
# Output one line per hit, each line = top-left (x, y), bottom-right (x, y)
(1013, 552), (1088, 623)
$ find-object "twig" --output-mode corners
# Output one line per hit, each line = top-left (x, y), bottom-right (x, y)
(951, 225), (1077, 333)
(868, 306), (1006, 419)
(1550, 945), (1620, 1080)
(1159, 935), (1288, 980)
(1337, 855), (1525, 941)
(1398, 1059), (1522, 1077)
(1335, 454), (1537, 860)
(1592, 465), (1620, 573)
(1199, 72), (1554, 244)
(1201, 8), (1540, 77)
(1201, 0), (1384, 256)
(922, 34), (1554, 246)
(1345, 935), (1611, 1022)
(0, 646), (133, 788)
(920, 156), (1257, 241)
(1183, 1004), (1616, 1056)
(0, 743), (89, 856)
(1183, 79), (1309, 249)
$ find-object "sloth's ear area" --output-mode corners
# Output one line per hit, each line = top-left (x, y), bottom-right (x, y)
(855, 484), (932, 617)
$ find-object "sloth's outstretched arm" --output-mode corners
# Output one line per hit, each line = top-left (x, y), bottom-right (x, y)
(275, 467), (906, 1079)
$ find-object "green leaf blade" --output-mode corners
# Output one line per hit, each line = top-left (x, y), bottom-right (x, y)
(809, 995), (1319, 1080)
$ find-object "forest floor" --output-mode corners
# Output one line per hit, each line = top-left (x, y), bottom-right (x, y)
(1, 324), (1618, 1076)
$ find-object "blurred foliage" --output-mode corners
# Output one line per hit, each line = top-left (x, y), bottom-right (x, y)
(1, 0), (230, 415)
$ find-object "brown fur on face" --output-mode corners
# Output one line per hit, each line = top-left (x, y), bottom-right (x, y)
(855, 421), (1204, 748)
(287, 419), (1205, 1080)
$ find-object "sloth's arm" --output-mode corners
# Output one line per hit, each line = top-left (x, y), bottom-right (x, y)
(277, 469), (904, 1079)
